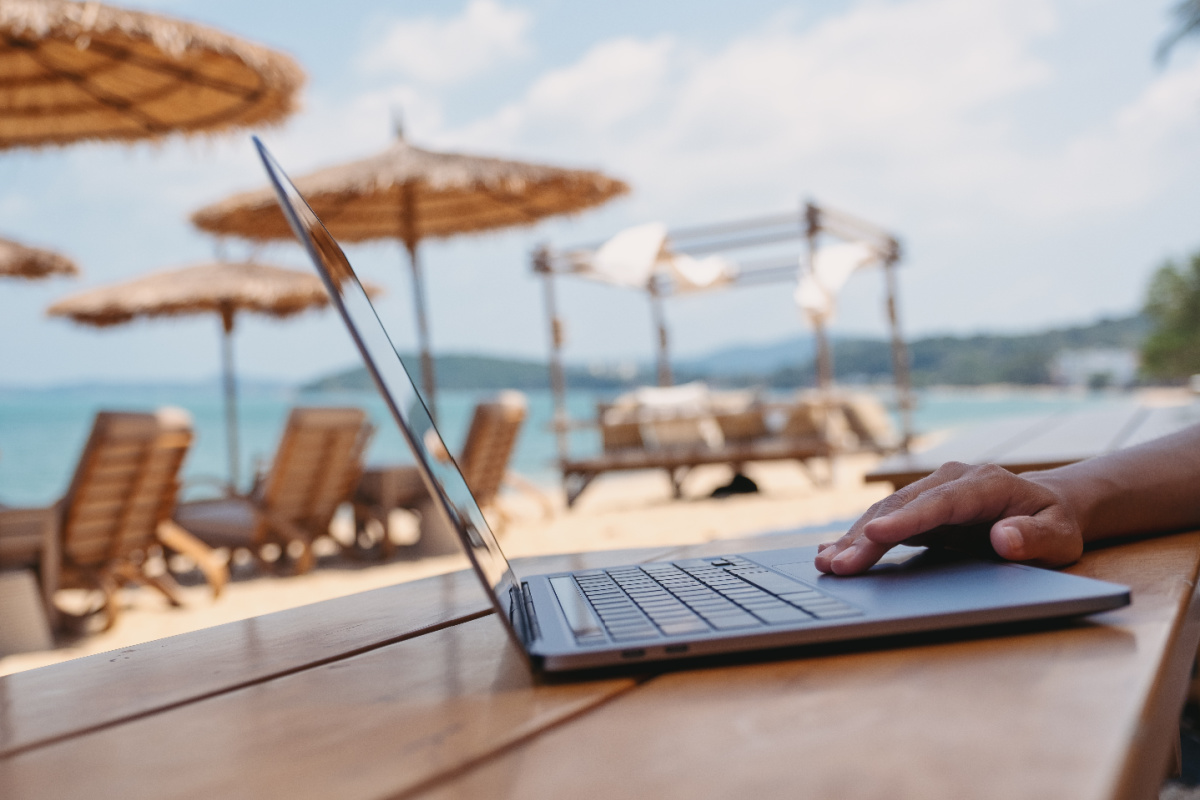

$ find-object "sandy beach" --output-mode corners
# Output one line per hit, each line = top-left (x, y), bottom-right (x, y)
(0, 454), (890, 677)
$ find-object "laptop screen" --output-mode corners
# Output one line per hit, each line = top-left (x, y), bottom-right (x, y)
(254, 137), (528, 645)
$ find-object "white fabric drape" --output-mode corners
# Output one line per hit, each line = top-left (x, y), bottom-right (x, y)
(795, 241), (878, 325)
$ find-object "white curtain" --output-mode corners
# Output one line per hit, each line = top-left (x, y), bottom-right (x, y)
(795, 241), (879, 325)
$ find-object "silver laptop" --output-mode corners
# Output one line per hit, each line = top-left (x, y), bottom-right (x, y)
(254, 137), (1130, 672)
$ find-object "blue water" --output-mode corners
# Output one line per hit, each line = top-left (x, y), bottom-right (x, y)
(0, 383), (1133, 507)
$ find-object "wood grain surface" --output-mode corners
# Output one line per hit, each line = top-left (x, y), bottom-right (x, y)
(2, 532), (1198, 800)
(0, 546), (674, 758)
(423, 533), (1200, 800)
(866, 405), (1198, 490)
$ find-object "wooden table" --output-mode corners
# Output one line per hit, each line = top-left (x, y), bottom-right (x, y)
(868, 403), (1200, 489)
(3, 527), (1200, 800)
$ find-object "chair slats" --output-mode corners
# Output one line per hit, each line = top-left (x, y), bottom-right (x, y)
(61, 412), (192, 568)
(178, 407), (371, 575)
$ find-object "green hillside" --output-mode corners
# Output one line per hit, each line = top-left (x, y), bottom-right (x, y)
(302, 315), (1149, 392)
(301, 354), (649, 392)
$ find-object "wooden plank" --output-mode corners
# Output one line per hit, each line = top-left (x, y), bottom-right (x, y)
(564, 437), (833, 474)
(0, 546), (675, 758)
(870, 404), (1200, 491)
(9, 532), (1196, 800)
(867, 411), (1062, 487)
(416, 532), (1200, 800)
(990, 406), (1146, 465)
(1117, 405), (1200, 450)
(0, 617), (637, 800)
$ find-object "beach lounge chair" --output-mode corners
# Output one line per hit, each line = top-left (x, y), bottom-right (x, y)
(52, 408), (225, 632)
(354, 391), (535, 556)
(711, 389), (769, 446)
(174, 407), (372, 574)
(837, 392), (900, 453)
(456, 391), (530, 517)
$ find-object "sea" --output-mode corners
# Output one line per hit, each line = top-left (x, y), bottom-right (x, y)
(0, 383), (1137, 507)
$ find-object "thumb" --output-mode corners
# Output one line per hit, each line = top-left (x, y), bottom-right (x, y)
(990, 511), (1083, 567)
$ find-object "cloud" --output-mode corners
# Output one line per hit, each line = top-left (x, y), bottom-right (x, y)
(359, 0), (532, 85)
(436, 0), (1059, 211)
(421, 0), (1200, 230)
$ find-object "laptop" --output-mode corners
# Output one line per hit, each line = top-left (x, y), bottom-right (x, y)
(254, 137), (1130, 672)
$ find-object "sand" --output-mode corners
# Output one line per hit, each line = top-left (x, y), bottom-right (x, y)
(0, 455), (890, 677)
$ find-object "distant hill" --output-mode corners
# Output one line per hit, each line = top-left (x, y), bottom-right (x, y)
(676, 336), (816, 377)
(761, 315), (1149, 387)
(301, 315), (1150, 392)
(301, 354), (654, 393)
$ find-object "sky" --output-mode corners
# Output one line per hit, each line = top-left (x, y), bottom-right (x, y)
(3, 0), (1200, 386)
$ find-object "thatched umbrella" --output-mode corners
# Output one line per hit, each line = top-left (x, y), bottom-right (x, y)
(0, 235), (77, 279)
(47, 260), (379, 489)
(0, 0), (304, 150)
(191, 130), (629, 418)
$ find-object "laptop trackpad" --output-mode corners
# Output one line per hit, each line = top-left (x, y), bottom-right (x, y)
(773, 545), (934, 582)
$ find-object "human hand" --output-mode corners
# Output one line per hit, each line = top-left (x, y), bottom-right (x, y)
(814, 462), (1086, 575)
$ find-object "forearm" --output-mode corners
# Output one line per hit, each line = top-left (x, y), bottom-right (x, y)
(1029, 422), (1200, 542)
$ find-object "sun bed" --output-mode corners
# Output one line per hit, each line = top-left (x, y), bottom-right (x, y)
(50, 409), (226, 632)
(354, 391), (537, 556)
(559, 387), (896, 507)
(174, 407), (372, 574)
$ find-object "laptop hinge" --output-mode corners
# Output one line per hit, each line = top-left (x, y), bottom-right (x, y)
(522, 582), (542, 642)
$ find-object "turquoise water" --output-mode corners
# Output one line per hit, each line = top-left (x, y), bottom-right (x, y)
(0, 383), (1133, 507)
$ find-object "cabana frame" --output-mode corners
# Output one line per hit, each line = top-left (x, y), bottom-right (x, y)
(532, 200), (914, 504)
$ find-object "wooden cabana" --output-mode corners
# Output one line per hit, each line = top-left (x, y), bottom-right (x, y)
(532, 201), (915, 505)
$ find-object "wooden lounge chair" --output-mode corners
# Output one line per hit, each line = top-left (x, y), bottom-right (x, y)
(174, 407), (372, 574)
(457, 390), (530, 518)
(354, 391), (536, 556)
(711, 390), (769, 446)
(53, 409), (226, 632)
(836, 392), (900, 453)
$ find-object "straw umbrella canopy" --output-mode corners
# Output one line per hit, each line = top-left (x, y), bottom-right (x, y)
(47, 260), (378, 489)
(191, 131), (629, 418)
(0, 235), (77, 278)
(0, 0), (304, 150)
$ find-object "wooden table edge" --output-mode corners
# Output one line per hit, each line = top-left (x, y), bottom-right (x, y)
(1112, 550), (1200, 799)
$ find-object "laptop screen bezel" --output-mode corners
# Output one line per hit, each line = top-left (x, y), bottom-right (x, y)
(253, 136), (532, 653)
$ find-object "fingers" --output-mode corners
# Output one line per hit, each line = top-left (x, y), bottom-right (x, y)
(862, 464), (1046, 546)
(815, 462), (1081, 576)
(989, 511), (1083, 567)
(814, 462), (973, 575)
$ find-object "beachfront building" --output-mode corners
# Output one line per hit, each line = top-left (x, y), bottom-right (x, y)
(1051, 347), (1140, 389)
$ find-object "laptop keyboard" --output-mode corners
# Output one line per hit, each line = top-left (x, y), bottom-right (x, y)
(561, 556), (861, 643)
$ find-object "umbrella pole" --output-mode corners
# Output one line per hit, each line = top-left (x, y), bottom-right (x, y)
(804, 202), (834, 396)
(884, 255), (915, 452)
(219, 307), (240, 493)
(405, 241), (438, 422)
(535, 248), (570, 464)
(649, 281), (673, 387)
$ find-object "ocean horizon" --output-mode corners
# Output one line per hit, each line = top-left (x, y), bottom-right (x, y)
(0, 381), (1137, 507)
